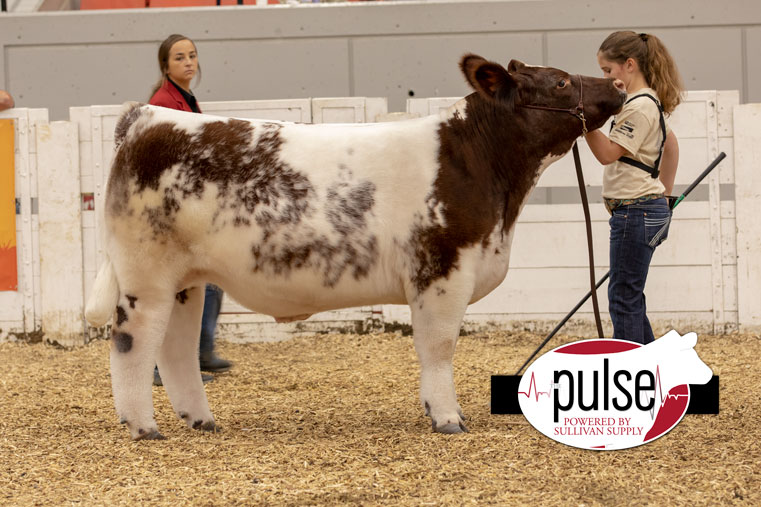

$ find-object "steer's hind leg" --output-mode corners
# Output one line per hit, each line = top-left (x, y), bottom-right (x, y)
(156, 287), (217, 433)
(110, 292), (174, 440)
(409, 277), (472, 434)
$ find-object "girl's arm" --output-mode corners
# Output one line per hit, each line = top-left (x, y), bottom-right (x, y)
(584, 129), (627, 165)
(659, 131), (679, 195)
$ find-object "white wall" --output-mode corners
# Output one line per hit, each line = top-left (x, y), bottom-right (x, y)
(3, 92), (760, 345)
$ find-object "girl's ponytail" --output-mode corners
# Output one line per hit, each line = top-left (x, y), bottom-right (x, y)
(641, 34), (684, 114)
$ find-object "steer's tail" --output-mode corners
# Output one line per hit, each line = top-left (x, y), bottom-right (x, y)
(84, 256), (120, 327)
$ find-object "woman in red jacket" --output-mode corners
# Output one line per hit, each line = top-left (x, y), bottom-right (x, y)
(149, 34), (232, 385)
(149, 34), (202, 113)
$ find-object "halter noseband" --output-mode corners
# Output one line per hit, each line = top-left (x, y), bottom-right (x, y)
(519, 74), (588, 135)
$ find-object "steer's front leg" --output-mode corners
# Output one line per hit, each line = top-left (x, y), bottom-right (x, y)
(109, 293), (173, 440)
(409, 275), (473, 434)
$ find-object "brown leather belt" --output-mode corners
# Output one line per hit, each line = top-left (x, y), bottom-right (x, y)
(604, 193), (665, 214)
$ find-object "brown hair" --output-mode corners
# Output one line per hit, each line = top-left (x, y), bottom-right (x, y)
(149, 34), (202, 98)
(599, 31), (684, 115)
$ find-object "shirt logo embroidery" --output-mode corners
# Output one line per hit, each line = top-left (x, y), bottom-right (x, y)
(615, 120), (636, 137)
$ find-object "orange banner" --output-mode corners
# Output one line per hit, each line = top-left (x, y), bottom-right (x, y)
(0, 119), (17, 291)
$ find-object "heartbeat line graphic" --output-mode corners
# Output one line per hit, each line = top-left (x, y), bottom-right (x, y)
(648, 365), (689, 419)
(518, 372), (553, 401)
(517, 366), (689, 415)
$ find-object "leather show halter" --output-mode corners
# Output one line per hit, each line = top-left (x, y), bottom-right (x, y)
(519, 75), (604, 340)
(520, 74), (588, 135)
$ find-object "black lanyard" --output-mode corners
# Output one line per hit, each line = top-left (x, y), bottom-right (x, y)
(610, 94), (666, 178)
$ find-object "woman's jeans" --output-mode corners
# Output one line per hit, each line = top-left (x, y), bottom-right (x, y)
(200, 284), (223, 355)
(608, 197), (671, 344)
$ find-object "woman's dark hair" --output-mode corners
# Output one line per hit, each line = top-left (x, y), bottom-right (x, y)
(149, 34), (202, 98)
(599, 31), (684, 115)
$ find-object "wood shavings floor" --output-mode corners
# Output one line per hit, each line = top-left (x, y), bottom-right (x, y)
(1, 331), (758, 505)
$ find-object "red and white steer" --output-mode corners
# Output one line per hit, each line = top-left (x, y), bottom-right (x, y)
(85, 54), (626, 439)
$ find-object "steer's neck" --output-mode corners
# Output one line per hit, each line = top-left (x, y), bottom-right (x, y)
(439, 95), (563, 231)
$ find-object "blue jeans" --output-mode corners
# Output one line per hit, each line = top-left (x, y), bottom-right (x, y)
(200, 284), (223, 355)
(608, 198), (671, 344)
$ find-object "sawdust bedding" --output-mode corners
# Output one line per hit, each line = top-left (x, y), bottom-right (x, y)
(1, 330), (759, 505)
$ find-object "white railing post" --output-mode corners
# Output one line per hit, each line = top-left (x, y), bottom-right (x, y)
(734, 103), (761, 332)
(37, 121), (86, 346)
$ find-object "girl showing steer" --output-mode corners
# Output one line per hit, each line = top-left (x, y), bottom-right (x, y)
(85, 55), (626, 440)
(586, 31), (684, 345)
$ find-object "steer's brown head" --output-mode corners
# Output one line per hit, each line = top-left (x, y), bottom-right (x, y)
(460, 54), (626, 150)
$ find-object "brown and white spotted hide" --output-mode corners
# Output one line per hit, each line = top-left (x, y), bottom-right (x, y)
(88, 54), (626, 439)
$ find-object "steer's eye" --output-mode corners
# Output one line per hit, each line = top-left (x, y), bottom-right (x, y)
(558, 79), (567, 88)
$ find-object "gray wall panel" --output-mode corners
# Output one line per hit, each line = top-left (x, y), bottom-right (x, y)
(7, 38), (350, 118)
(352, 33), (543, 112)
(657, 28), (743, 96)
(7, 43), (156, 117)
(1, 0), (759, 120)
(746, 27), (761, 103)
(547, 31), (614, 76)
(549, 28), (745, 98)
(198, 38), (351, 103)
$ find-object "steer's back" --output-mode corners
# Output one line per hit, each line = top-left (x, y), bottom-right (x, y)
(106, 104), (450, 315)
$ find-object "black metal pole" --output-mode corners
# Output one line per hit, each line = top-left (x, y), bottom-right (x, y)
(514, 151), (727, 375)
(2, 0), (7, 13)
(515, 272), (610, 375)
(671, 152), (727, 209)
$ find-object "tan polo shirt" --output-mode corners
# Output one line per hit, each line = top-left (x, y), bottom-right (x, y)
(602, 87), (670, 199)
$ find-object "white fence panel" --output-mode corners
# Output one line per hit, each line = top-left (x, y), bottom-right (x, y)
(734, 103), (761, 331)
(37, 121), (85, 346)
(312, 97), (388, 124)
(200, 99), (311, 123)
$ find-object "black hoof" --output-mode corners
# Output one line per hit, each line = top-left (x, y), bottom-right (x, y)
(135, 429), (165, 441)
(192, 419), (219, 432)
(201, 421), (220, 433)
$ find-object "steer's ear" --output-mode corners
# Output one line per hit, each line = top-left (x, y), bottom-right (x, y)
(460, 54), (517, 103)
(507, 59), (526, 72)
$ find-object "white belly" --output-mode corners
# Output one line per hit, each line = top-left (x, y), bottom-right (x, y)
(469, 223), (515, 304)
